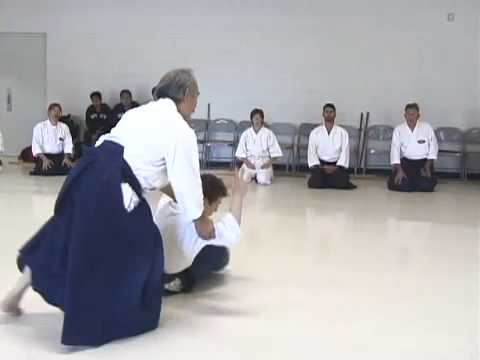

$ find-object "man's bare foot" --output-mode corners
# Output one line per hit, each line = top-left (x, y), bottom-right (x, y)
(1, 296), (24, 316)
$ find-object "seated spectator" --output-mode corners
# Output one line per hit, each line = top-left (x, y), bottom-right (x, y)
(85, 91), (111, 145)
(111, 89), (140, 128)
(235, 108), (283, 185)
(30, 103), (74, 176)
(307, 103), (356, 190)
(388, 103), (438, 192)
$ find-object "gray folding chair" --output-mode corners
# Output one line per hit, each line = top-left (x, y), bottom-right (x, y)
(190, 118), (208, 168)
(237, 121), (251, 136)
(464, 128), (480, 178)
(295, 123), (317, 171)
(363, 125), (394, 172)
(205, 118), (237, 169)
(269, 122), (297, 172)
(341, 125), (361, 174)
(435, 127), (464, 178)
(234, 121), (252, 167)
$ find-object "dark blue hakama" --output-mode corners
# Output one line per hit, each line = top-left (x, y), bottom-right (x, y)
(18, 141), (164, 346)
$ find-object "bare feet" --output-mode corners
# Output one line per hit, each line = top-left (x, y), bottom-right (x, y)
(1, 296), (23, 316)
(1, 266), (31, 316)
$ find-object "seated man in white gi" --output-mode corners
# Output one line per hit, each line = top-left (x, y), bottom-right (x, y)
(388, 103), (438, 192)
(235, 108), (283, 185)
(155, 172), (249, 294)
(30, 103), (74, 176)
(307, 103), (356, 190)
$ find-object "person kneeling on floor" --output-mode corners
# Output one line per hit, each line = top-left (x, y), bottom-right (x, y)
(388, 103), (438, 192)
(307, 103), (356, 190)
(155, 172), (249, 294)
(235, 108), (283, 185)
(30, 103), (74, 176)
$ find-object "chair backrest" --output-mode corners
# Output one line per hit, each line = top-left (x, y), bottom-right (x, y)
(464, 128), (480, 144)
(269, 123), (297, 145)
(367, 125), (394, 141)
(207, 118), (237, 142)
(435, 127), (464, 144)
(190, 119), (208, 140)
(342, 125), (360, 146)
(297, 123), (317, 147)
(237, 120), (251, 136)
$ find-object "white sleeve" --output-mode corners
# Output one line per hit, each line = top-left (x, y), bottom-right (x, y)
(235, 132), (247, 159)
(390, 128), (401, 165)
(307, 132), (320, 168)
(427, 126), (438, 160)
(31, 125), (43, 157)
(63, 125), (73, 155)
(336, 130), (350, 168)
(208, 213), (241, 248)
(165, 129), (204, 221)
(0, 131), (3, 153)
(268, 132), (283, 158)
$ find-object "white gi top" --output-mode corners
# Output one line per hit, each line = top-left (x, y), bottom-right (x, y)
(32, 119), (73, 157)
(390, 121), (438, 165)
(154, 196), (241, 274)
(235, 127), (283, 163)
(308, 124), (350, 168)
(98, 98), (203, 221)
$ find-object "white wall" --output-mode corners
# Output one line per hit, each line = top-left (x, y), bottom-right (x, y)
(0, 0), (479, 128)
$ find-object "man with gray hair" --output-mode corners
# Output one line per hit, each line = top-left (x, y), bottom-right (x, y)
(2, 68), (212, 346)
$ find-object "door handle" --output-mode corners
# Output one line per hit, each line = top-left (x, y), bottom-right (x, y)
(6, 88), (12, 112)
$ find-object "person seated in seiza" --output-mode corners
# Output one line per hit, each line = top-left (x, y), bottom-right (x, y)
(235, 108), (282, 185)
(30, 103), (74, 176)
(388, 103), (438, 192)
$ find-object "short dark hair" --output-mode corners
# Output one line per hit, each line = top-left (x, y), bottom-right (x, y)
(151, 86), (157, 98)
(250, 108), (265, 121)
(405, 103), (420, 112)
(90, 91), (102, 101)
(323, 103), (336, 112)
(120, 89), (132, 98)
(201, 173), (228, 204)
(48, 103), (62, 112)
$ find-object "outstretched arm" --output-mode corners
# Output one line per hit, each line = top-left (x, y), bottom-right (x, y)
(230, 169), (249, 225)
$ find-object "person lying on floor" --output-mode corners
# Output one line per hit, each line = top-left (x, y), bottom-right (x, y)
(235, 108), (283, 185)
(388, 103), (438, 192)
(30, 103), (74, 176)
(307, 103), (356, 190)
(155, 172), (248, 294)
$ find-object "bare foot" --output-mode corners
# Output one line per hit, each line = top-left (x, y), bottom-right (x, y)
(1, 297), (24, 316)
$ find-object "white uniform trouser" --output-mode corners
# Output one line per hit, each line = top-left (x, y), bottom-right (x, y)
(241, 159), (274, 185)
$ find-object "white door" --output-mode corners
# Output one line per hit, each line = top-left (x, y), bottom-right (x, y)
(0, 33), (46, 156)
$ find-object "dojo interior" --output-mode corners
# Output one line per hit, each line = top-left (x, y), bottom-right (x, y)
(0, 1), (479, 359)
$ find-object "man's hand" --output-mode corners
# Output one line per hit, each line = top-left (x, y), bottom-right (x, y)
(194, 217), (215, 240)
(245, 160), (256, 170)
(234, 169), (250, 198)
(41, 157), (53, 172)
(62, 156), (74, 168)
(260, 160), (272, 170)
(394, 167), (407, 185)
(323, 165), (337, 174)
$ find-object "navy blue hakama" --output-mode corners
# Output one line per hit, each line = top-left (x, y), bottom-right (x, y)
(18, 141), (164, 346)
